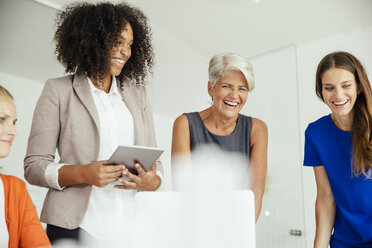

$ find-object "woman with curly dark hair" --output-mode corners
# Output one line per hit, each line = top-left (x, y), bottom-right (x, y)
(24, 2), (161, 246)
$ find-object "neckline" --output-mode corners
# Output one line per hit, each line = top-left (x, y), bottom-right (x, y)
(196, 112), (240, 137)
(327, 114), (350, 134)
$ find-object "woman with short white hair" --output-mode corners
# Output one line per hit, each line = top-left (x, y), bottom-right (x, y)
(171, 53), (268, 221)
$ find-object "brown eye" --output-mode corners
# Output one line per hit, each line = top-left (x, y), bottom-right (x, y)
(324, 86), (333, 91)
(113, 41), (121, 48)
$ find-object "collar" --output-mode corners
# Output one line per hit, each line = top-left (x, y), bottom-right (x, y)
(87, 76), (122, 99)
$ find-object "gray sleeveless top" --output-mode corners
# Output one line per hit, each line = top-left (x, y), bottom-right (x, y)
(185, 112), (252, 158)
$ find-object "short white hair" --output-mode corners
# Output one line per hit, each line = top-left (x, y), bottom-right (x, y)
(208, 53), (255, 91)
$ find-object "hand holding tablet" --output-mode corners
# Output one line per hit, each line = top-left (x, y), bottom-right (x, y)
(106, 145), (164, 190)
(107, 145), (164, 174)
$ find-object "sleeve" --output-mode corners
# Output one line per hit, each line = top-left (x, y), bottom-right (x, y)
(44, 162), (67, 190)
(303, 126), (323, 167)
(18, 182), (51, 248)
(24, 79), (66, 189)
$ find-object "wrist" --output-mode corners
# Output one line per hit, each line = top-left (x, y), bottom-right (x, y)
(79, 164), (89, 185)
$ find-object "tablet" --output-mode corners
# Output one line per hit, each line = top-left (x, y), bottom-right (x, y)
(107, 145), (164, 175)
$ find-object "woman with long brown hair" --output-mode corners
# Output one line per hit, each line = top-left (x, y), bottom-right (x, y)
(304, 51), (372, 248)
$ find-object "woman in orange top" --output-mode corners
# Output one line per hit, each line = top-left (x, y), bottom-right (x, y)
(0, 85), (50, 248)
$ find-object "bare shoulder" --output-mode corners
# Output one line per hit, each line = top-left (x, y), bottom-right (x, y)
(173, 114), (189, 131)
(252, 117), (268, 134)
(172, 114), (191, 155)
(250, 117), (268, 147)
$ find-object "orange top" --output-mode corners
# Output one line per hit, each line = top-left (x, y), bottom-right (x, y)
(0, 174), (51, 248)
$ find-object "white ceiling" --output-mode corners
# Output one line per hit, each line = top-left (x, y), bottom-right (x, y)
(35, 0), (372, 58)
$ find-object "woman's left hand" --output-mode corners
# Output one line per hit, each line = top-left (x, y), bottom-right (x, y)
(114, 162), (161, 191)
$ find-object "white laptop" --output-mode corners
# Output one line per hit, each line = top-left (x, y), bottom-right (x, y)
(133, 190), (256, 248)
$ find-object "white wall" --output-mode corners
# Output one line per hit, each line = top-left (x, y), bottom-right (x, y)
(153, 113), (173, 191)
(297, 24), (372, 248)
(150, 24), (210, 118)
(0, 0), (64, 83)
(246, 46), (306, 248)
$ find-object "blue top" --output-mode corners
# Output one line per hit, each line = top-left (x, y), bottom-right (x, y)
(184, 112), (252, 158)
(304, 114), (372, 248)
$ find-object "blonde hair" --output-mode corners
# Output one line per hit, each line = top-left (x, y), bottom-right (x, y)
(0, 85), (13, 99)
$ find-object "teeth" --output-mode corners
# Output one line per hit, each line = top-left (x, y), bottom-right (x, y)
(112, 58), (125, 64)
(334, 100), (348, 106)
(224, 101), (238, 107)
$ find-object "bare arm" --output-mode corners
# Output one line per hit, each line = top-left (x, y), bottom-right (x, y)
(171, 115), (191, 159)
(313, 166), (336, 248)
(249, 118), (268, 222)
(58, 161), (124, 187)
(171, 115), (191, 189)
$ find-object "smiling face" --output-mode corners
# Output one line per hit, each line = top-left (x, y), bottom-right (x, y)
(321, 68), (359, 120)
(0, 96), (17, 158)
(208, 70), (249, 119)
(109, 22), (134, 77)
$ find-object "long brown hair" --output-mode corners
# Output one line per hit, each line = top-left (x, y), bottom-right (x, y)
(315, 51), (372, 177)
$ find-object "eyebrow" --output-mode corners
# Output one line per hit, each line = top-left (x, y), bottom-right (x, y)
(117, 35), (133, 42)
(221, 83), (248, 87)
(322, 80), (353, 86)
(0, 113), (17, 122)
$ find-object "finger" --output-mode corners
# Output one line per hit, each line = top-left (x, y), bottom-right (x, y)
(114, 184), (137, 190)
(117, 178), (137, 189)
(123, 169), (140, 183)
(103, 164), (125, 173)
(150, 162), (157, 172)
(114, 185), (132, 189)
(135, 163), (146, 176)
(105, 170), (124, 180)
(98, 178), (118, 187)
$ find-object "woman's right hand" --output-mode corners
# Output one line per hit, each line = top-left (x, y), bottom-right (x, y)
(83, 161), (124, 187)
(58, 160), (124, 187)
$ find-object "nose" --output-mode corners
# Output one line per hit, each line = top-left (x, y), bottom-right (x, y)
(7, 123), (17, 138)
(120, 45), (130, 58)
(229, 89), (239, 99)
(335, 87), (344, 99)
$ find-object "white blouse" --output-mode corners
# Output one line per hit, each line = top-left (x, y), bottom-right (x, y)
(79, 77), (135, 241)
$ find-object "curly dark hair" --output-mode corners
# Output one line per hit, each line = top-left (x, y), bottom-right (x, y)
(54, 2), (154, 85)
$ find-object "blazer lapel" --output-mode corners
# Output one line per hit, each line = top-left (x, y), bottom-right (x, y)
(72, 74), (100, 131)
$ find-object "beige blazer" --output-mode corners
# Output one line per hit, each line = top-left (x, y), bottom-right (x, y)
(24, 74), (159, 229)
